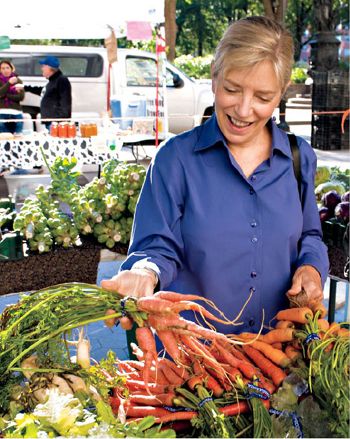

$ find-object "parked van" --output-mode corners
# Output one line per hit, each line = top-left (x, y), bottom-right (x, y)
(0, 45), (214, 134)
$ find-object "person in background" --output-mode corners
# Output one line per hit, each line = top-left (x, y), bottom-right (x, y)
(101, 16), (329, 334)
(0, 60), (25, 135)
(24, 56), (71, 130)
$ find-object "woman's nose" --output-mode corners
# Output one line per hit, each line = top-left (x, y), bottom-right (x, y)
(235, 95), (253, 118)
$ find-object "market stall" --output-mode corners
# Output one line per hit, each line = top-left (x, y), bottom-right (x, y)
(0, 282), (349, 438)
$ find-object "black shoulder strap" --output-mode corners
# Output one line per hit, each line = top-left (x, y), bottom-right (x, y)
(287, 132), (302, 200)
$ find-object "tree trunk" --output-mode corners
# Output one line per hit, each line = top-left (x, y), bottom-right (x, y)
(164, 0), (177, 61)
(262, 0), (288, 23)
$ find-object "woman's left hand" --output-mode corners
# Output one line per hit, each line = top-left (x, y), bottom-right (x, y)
(287, 265), (323, 306)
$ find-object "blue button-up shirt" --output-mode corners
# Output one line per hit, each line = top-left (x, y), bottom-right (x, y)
(121, 115), (329, 333)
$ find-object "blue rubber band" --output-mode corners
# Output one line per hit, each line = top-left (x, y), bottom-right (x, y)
(291, 412), (303, 438)
(163, 405), (194, 412)
(305, 333), (320, 345)
(198, 397), (212, 408)
(269, 408), (303, 438)
(247, 382), (271, 400)
(120, 298), (127, 317)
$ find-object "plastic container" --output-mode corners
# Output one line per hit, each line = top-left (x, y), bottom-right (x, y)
(110, 97), (147, 129)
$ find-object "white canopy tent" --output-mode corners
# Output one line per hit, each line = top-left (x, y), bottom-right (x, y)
(1, 0), (164, 39)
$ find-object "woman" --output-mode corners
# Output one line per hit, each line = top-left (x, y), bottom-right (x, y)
(101, 16), (329, 333)
(0, 60), (25, 135)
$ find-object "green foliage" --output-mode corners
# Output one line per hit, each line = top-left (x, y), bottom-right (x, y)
(173, 54), (213, 79)
(290, 66), (308, 84)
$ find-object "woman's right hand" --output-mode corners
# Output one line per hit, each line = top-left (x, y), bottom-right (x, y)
(8, 77), (18, 85)
(101, 268), (158, 298)
(101, 269), (157, 327)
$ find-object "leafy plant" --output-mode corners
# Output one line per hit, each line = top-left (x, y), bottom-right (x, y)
(173, 54), (213, 79)
(290, 66), (308, 84)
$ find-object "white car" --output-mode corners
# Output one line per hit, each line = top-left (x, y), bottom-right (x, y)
(1, 45), (214, 134)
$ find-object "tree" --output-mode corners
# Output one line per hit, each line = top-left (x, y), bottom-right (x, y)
(262, 0), (288, 22)
(165, 0), (177, 61)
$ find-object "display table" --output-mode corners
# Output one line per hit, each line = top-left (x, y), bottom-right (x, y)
(0, 133), (162, 169)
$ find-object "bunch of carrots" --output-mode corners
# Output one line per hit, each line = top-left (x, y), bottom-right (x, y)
(106, 290), (349, 437)
(105, 291), (299, 437)
(1, 283), (349, 437)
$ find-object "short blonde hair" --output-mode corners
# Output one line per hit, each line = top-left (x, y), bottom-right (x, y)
(212, 16), (294, 92)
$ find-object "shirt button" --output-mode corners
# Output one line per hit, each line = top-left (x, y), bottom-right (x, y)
(251, 174), (257, 182)
(251, 237), (258, 243)
(249, 319), (255, 327)
(249, 188), (254, 195)
(251, 271), (257, 278)
(250, 220), (257, 228)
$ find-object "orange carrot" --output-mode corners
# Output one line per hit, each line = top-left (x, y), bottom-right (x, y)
(271, 342), (283, 350)
(219, 401), (250, 416)
(242, 345), (287, 387)
(122, 360), (144, 371)
(154, 291), (208, 303)
(120, 316), (134, 330)
(126, 405), (173, 418)
(309, 301), (327, 319)
(337, 328), (350, 337)
(275, 320), (295, 329)
(192, 360), (224, 397)
(171, 300), (236, 325)
(147, 314), (228, 343)
(128, 392), (176, 407)
(276, 307), (313, 324)
(317, 319), (330, 332)
(158, 363), (184, 386)
(135, 327), (157, 390)
(285, 345), (302, 362)
(154, 411), (198, 424)
(327, 322), (341, 335)
(214, 341), (258, 379)
(105, 309), (118, 328)
(291, 338), (302, 350)
(250, 340), (290, 368)
(156, 329), (182, 363)
(234, 333), (262, 344)
(180, 335), (226, 379)
(137, 296), (174, 314)
(130, 342), (144, 361)
(262, 328), (295, 344)
(125, 379), (176, 394)
(158, 357), (190, 380)
(187, 375), (203, 390)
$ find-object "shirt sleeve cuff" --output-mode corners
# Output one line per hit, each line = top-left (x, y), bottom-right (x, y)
(131, 259), (161, 291)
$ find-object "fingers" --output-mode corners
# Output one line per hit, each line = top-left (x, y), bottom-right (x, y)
(286, 277), (302, 297)
(100, 277), (120, 292)
(101, 269), (156, 298)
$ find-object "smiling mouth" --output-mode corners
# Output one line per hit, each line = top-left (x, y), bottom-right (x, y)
(227, 115), (253, 128)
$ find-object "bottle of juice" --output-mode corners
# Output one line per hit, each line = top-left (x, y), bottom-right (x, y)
(58, 122), (68, 138)
(67, 123), (76, 138)
(50, 122), (59, 137)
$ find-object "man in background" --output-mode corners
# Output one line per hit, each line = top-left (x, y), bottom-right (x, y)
(25, 56), (71, 129)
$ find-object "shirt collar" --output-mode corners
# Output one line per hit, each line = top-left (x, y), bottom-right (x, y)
(194, 114), (293, 160)
(194, 114), (226, 151)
